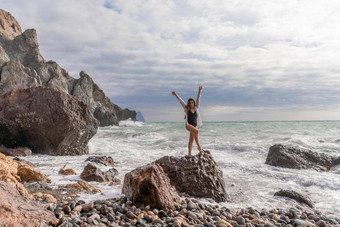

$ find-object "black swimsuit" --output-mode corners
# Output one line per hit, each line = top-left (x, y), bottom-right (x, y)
(187, 109), (197, 127)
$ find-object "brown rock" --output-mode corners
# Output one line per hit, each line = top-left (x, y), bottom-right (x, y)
(0, 152), (32, 198)
(58, 164), (77, 175)
(80, 163), (120, 183)
(266, 144), (339, 171)
(0, 9), (22, 40)
(17, 161), (51, 183)
(32, 192), (57, 203)
(0, 181), (57, 226)
(274, 189), (314, 208)
(0, 87), (98, 155)
(155, 151), (229, 202)
(0, 145), (32, 156)
(59, 180), (102, 193)
(122, 163), (180, 211)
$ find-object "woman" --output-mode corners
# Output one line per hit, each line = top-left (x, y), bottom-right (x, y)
(172, 85), (204, 156)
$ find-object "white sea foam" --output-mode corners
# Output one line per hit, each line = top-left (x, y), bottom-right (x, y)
(23, 121), (340, 216)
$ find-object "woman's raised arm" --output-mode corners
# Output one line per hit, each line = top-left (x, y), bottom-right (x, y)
(172, 91), (186, 109)
(196, 85), (204, 108)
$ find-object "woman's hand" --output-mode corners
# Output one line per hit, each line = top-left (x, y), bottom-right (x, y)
(199, 85), (204, 90)
(172, 91), (176, 95)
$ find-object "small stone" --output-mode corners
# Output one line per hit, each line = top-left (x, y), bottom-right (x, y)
(236, 216), (245, 225)
(152, 219), (164, 225)
(187, 200), (197, 210)
(295, 219), (307, 226)
(73, 205), (82, 213)
(127, 211), (137, 219)
(227, 213), (233, 220)
(108, 213), (115, 222)
(143, 214), (151, 222)
(130, 219), (137, 226)
(63, 205), (71, 215)
(180, 208), (187, 215)
(316, 220), (326, 227)
(272, 214), (280, 221)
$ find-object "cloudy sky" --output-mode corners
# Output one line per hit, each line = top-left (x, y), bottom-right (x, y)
(2, 0), (340, 122)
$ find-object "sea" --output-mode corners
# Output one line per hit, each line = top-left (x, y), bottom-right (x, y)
(23, 120), (340, 216)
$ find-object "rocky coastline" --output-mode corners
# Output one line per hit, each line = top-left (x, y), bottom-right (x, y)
(1, 8), (340, 227)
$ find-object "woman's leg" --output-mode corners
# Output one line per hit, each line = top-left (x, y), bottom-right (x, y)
(188, 131), (194, 156)
(185, 124), (203, 152)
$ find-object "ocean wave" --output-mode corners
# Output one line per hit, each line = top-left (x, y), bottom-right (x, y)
(119, 119), (144, 127)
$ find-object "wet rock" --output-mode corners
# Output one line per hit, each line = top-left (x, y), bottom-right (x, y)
(155, 151), (229, 202)
(0, 181), (57, 226)
(80, 163), (120, 183)
(0, 87), (98, 155)
(17, 161), (51, 183)
(274, 190), (314, 208)
(59, 180), (102, 193)
(266, 144), (339, 171)
(122, 163), (180, 212)
(85, 155), (116, 167)
(58, 164), (77, 175)
(0, 145), (32, 156)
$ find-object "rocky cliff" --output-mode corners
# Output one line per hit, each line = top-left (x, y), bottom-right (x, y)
(0, 9), (136, 126)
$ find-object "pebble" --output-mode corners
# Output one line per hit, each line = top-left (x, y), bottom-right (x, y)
(236, 215), (246, 225)
(41, 194), (338, 227)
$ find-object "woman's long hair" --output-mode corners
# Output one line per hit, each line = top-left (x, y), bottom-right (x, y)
(184, 98), (195, 119)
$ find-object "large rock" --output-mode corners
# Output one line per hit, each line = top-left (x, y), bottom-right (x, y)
(17, 161), (51, 183)
(0, 181), (57, 227)
(0, 86), (98, 155)
(155, 151), (229, 202)
(0, 9), (137, 126)
(274, 189), (314, 208)
(0, 152), (32, 199)
(265, 144), (340, 171)
(80, 163), (120, 183)
(122, 163), (180, 211)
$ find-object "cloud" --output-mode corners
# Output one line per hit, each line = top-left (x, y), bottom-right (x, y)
(2, 0), (340, 121)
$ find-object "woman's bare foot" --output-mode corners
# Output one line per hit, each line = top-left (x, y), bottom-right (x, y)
(198, 147), (204, 153)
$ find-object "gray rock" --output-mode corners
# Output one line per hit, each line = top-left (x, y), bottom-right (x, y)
(266, 144), (339, 171)
(155, 151), (229, 202)
(80, 163), (120, 183)
(236, 215), (245, 225)
(274, 190), (314, 208)
(85, 156), (116, 167)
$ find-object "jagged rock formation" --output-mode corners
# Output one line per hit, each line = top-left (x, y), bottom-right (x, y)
(0, 9), (136, 126)
(0, 87), (98, 155)
(122, 163), (180, 212)
(266, 144), (340, 171)
(155, 151), (229, 202)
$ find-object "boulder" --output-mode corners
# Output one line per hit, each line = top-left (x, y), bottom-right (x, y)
(274, 189), (314, 208)
(0, 152), (32, 199)
(80, 163), (120, 183)
(265, 144), (339, 171)
(155, 151), (229, 202)
(85, 155), (116, 167)
(58, 164), (77, 175)
(0, 145), (32, 156)
(122, 163), (180, 211)
(0, 9), (137, 126)
(0, 181), (57, 226)
(0, 86), (98, 155)
(17, 161), (51, 183)
(59, 180), (102, 193)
